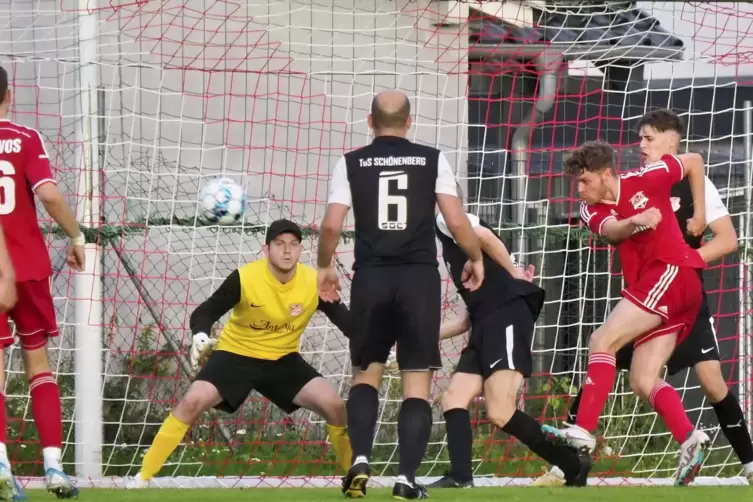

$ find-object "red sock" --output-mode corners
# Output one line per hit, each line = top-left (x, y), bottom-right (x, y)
(649, 382), (694, 444)
(29, 373), (62, 448)
(575, 352), (617, 432)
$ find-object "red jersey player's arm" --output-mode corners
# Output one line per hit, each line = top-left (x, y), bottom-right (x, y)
(26, 131), (84, 245)
(0, 225), (16, 312)
(580, 201), (637, 244)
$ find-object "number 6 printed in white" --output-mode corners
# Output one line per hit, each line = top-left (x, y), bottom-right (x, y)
(378, 171), (408, 231)
(0, 161), (16, 215)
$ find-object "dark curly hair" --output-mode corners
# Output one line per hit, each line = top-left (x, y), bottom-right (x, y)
(563, 140), (615, 176)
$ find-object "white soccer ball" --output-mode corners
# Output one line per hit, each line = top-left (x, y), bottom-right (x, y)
(197, 177), (246, 225)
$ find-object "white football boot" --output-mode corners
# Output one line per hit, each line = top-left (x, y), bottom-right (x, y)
(675, 429), (710, 486)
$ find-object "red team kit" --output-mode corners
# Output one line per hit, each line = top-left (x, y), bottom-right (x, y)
(579, 153), (707, 347)
(0, 119), (59, 350)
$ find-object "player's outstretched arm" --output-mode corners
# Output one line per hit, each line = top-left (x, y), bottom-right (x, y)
(0, 225), (16, 312)
(673, 153), (706, 236)
(698, 177), (738, 263)
(598, 217), (641, 244)
(439, 311), (470, 340)
(317, 298), (352, 339)
(473, 226), (519, 277)
(188, 270), (241, 368)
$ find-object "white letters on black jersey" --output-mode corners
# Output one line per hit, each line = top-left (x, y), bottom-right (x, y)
(378, 171), (408, 231)
(359, 156), (427, 167)
(329, 137), (459, 269)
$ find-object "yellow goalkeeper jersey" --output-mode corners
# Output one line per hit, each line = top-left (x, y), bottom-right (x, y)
(216, 259), (320, 360)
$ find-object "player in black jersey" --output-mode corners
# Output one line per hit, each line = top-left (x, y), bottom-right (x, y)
(316, 90), (485, 499)
(428, 206), (591, 489)
(533, 108), (753, 486)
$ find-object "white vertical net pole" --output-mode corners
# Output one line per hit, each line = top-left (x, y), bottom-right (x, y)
(73, 0), (103, 479)
(742, 101), (753, 431)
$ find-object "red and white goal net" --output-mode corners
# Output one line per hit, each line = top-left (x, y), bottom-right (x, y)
(1, 0), (752, 489)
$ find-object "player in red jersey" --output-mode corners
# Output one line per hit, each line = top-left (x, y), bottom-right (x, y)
(0, 66), (84, 500)
(541, 140), (711, 486)
(0, 226), (16, 314)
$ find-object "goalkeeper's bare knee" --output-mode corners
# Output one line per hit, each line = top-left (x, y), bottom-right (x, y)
(172, 380), (222, 423)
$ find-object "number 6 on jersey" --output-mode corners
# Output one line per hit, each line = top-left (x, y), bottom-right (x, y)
(0, 160), (15, 215)
(378, 170), (407, 231)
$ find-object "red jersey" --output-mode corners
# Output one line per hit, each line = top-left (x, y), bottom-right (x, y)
(0, 119), (56, 282)
(579, 154), (705, 283)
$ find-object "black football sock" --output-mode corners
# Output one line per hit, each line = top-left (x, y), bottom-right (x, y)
(443, 408), (473, 482)
(567, 388), (583, 425)
(501, 410), (580, 476)
(713, 392), (753, 465)
(346, 383), (379, 464)
(397, 398), (432, 484)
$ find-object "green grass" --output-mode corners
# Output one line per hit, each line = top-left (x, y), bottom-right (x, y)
(13, 486), (753, 502)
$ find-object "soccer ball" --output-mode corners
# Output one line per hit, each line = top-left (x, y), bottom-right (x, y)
(197, 178), (247, 225)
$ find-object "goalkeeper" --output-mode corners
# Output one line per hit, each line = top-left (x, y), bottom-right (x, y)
(128, 219), (354, 487)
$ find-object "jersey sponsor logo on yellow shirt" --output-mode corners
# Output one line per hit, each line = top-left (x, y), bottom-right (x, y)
(216, 259), (320, 360)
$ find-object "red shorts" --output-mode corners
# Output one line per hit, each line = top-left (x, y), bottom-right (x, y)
(0, 279), (58, 351)
(622, 262), (702, 348)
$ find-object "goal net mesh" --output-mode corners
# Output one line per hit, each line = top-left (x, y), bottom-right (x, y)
(0, 0), (751, 488)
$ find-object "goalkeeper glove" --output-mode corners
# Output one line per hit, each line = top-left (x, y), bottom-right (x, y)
(189, 332), (218, 370)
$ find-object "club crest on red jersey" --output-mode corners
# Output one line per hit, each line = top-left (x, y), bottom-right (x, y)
(289, 303), (303, 316)
(630, 191), (649, 209)
(670, 197), (681, 212)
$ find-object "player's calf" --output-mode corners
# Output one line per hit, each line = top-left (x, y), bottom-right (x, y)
(394, 371), (433, 486)
(428, 373), (482, 489)
(696, 362), (753, 479)
(632, 338), (696, 444)
(21, 338), (68, 484)
(292, 376), (352, 473)
(342, 381), (379, 498)
(484, 371), (592, 485)
(631, 337), (709, 485)
(569, 299), (663, 438)
(134, 381), (222, 485)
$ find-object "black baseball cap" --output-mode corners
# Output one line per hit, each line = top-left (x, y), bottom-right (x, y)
(265, 219), (303, 244)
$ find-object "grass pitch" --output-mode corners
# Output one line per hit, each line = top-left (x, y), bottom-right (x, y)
(17, 486), (753, 502)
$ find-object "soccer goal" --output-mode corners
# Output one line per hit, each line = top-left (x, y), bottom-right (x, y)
(1, 0), (751, 489)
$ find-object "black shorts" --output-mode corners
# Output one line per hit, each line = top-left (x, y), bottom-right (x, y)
(615, 302), (719, 376)
(195, 350), (322, 414)
(454, 297), (535, 379)
(349, 264), (441, 371)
